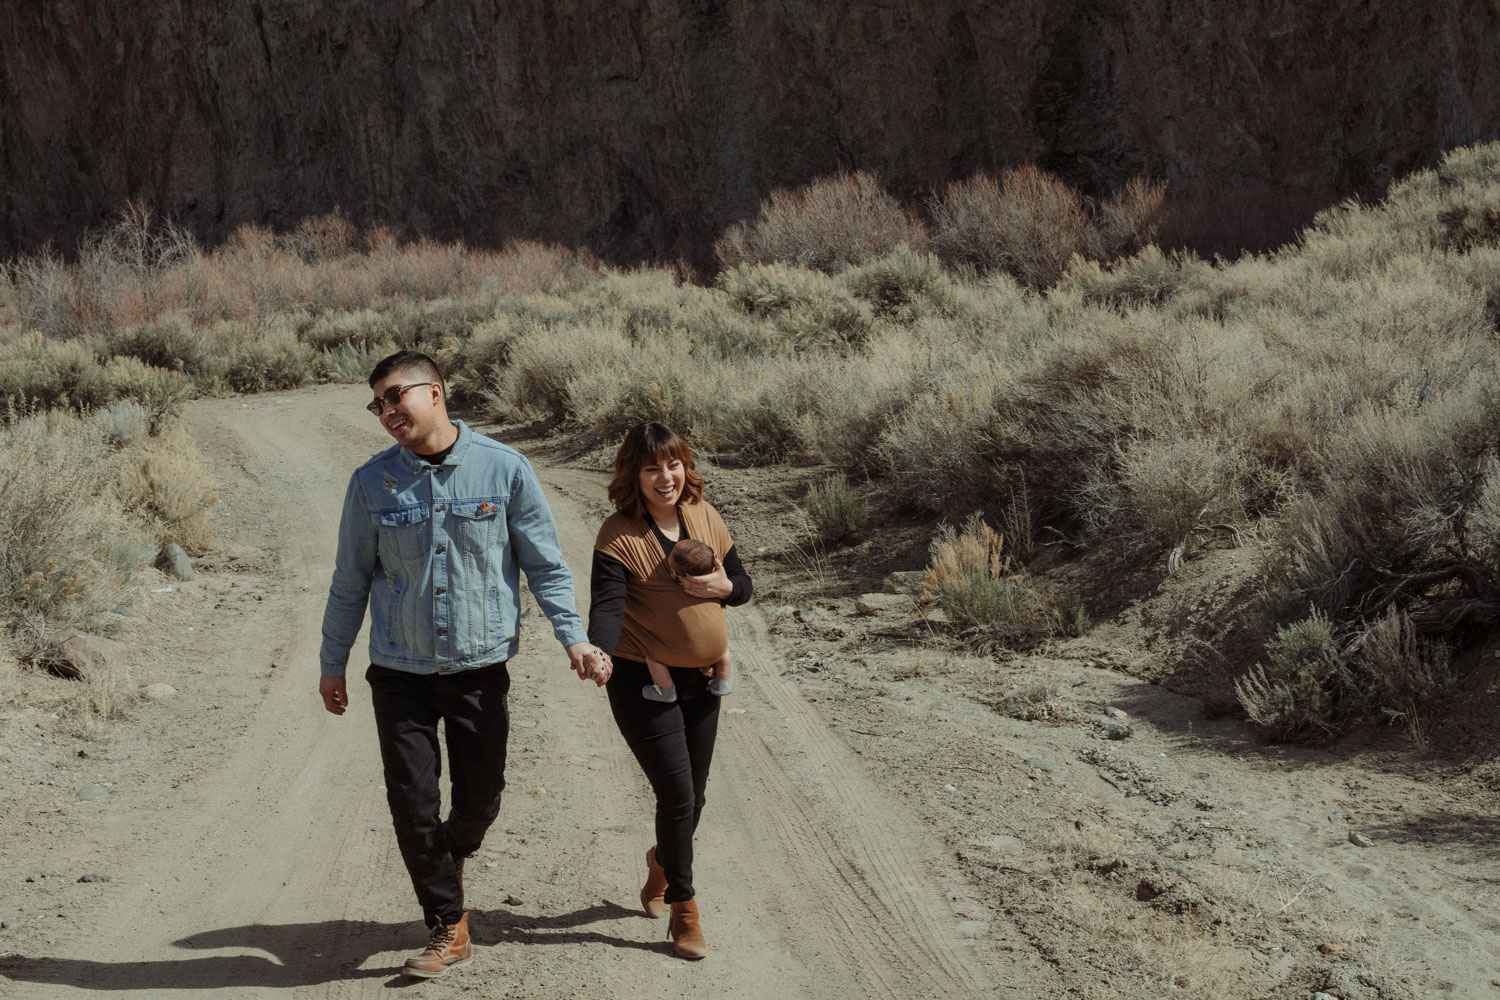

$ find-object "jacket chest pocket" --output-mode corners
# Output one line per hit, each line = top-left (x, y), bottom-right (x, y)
(450, 499), (504, 556)
(376, 504), (431, 563)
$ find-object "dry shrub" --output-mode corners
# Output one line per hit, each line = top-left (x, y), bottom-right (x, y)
(1346, 607), (1453, 727)
(10, 203), (197, 341)
(840, 247), (953, 322)
(929, 165), (1095, 289)
(0, 414), (152, 661)
(718, 262), (874, 349)
(103, 356), (193, 432)
(1264, 389), (1500, 643)
(0, 331), (110, 412)
(1235, 611), (1344, 740)
(804, 474), (868, 543)
(484, 322), (633, 423)
(1436, 195), (1500, 252)
(225, 327), (318, 392)
(94, 399), (151, 449)
(786, 327), (932, 466)
(110, 313), (211, 372)
(298, 308), (397, 353)
(116, 425), (219, 552)
(285, 211), (358, 261)
(9, 251), (113, 342)
(1060, 246), (1213, 312)
(923, 514), (1046, 637)
(478, 240), (599, 295)
(715, 171), (929, 273)
(1096, 177), (1167, 260)
(877, 376), (996, 512)
(6, 213), (591, 348)
(1084, 435), (1250, 555)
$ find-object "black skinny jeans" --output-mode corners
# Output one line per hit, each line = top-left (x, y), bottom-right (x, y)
(367, 661), (511, 928)
(606, 657), (720, 903)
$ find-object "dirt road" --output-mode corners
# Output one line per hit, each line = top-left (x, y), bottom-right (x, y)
(0, 385), (1051, 998)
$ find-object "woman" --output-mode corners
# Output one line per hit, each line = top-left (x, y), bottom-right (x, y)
(587, 421), (753, 959)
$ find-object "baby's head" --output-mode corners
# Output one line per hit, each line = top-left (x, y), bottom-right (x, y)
(668, 538), (716, 579)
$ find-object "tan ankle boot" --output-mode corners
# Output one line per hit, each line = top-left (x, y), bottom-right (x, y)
(401, 910), (472, 978)
(668, 899), (708, 959)
(640, 846), (668, 918)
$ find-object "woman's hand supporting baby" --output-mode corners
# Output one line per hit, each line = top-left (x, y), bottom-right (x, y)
(677, 556), (732, 600)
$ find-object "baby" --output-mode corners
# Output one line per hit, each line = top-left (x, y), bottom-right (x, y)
(643, 538), (734, 703)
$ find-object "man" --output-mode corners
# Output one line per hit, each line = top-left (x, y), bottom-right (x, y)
(318, 350), (611, 979)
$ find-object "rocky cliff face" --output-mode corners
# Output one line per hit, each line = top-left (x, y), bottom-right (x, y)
(3, 1), (1497, 262)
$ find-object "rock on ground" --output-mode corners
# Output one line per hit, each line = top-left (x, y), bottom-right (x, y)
(48, 634), (126, 680)
(882, 571), (927, 595)
(155, 543), (196, 581)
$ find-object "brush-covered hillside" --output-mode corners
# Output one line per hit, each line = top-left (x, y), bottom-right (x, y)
(4, 145), (1500, 743)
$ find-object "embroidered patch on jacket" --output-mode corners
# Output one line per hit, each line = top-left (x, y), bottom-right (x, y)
(478, 502), (495, 514)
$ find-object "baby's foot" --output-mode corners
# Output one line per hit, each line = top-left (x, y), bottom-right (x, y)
(708, 678), (732, 697)
(642, 683), (678, 703)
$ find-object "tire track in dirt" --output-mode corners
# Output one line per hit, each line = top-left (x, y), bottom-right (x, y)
(711, 614), (1008, 998)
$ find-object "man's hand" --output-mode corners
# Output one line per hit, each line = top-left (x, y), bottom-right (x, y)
(319, 675), (348, 716)
(678, 556), (732, 600)
(567, 642), (612, 686)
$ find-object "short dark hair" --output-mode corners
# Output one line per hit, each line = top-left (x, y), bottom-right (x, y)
(369, 350), (443, 393)
(607, 422), (705, 521)
(668, 538), (716, 576)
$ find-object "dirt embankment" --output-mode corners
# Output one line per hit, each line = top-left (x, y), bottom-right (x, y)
(0, 383), (1496, 999)
(5, 2), (1499, 259)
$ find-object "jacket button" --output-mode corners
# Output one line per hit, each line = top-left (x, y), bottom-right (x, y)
(436, 545), (446, 554)
(437, 627), (447, 636)
(434, 504), (444, 512)
(435, 587), (445, 595)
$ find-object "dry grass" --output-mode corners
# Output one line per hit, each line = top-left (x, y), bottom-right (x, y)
(0, 412), (155, 663)
(804, 474), (868, 543)
(117, 425), (220, 552)
(0, 211), (598, 416)
(922, 514), (1052, 640)
(9, 143), (1500, 739)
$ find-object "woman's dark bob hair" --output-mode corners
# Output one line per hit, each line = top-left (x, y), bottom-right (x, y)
(608, 422), (705, 520)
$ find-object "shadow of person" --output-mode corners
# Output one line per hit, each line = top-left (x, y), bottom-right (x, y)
(474, 899), (665, 953)
(0, 900), (662, 991)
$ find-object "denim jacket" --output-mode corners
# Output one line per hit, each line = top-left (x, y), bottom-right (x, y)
(319, 421), (587, 677)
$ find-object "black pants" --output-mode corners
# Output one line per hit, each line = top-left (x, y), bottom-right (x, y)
(606, 657), (721, 903)
(366, 661), (511, 928)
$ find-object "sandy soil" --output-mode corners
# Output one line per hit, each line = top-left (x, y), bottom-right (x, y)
(1, 383), (1496, 999)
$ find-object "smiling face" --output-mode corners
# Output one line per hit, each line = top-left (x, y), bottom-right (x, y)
(638, 451), (686, 521)
(607, 421), (705, 521)
(370, 368), (450, 454)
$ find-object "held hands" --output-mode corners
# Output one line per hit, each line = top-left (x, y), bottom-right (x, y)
(319, 675), (348, 716)
(567, 642), (613, 687)
(678, 556), (732, 600)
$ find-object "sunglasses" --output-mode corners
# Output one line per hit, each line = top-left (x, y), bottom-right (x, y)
(366, 382), (437, 416)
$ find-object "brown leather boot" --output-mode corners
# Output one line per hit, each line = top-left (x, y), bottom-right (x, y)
(401, 910), (472, 978)
(640, 845), (668, 918)
(668, 899), (708, 959)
